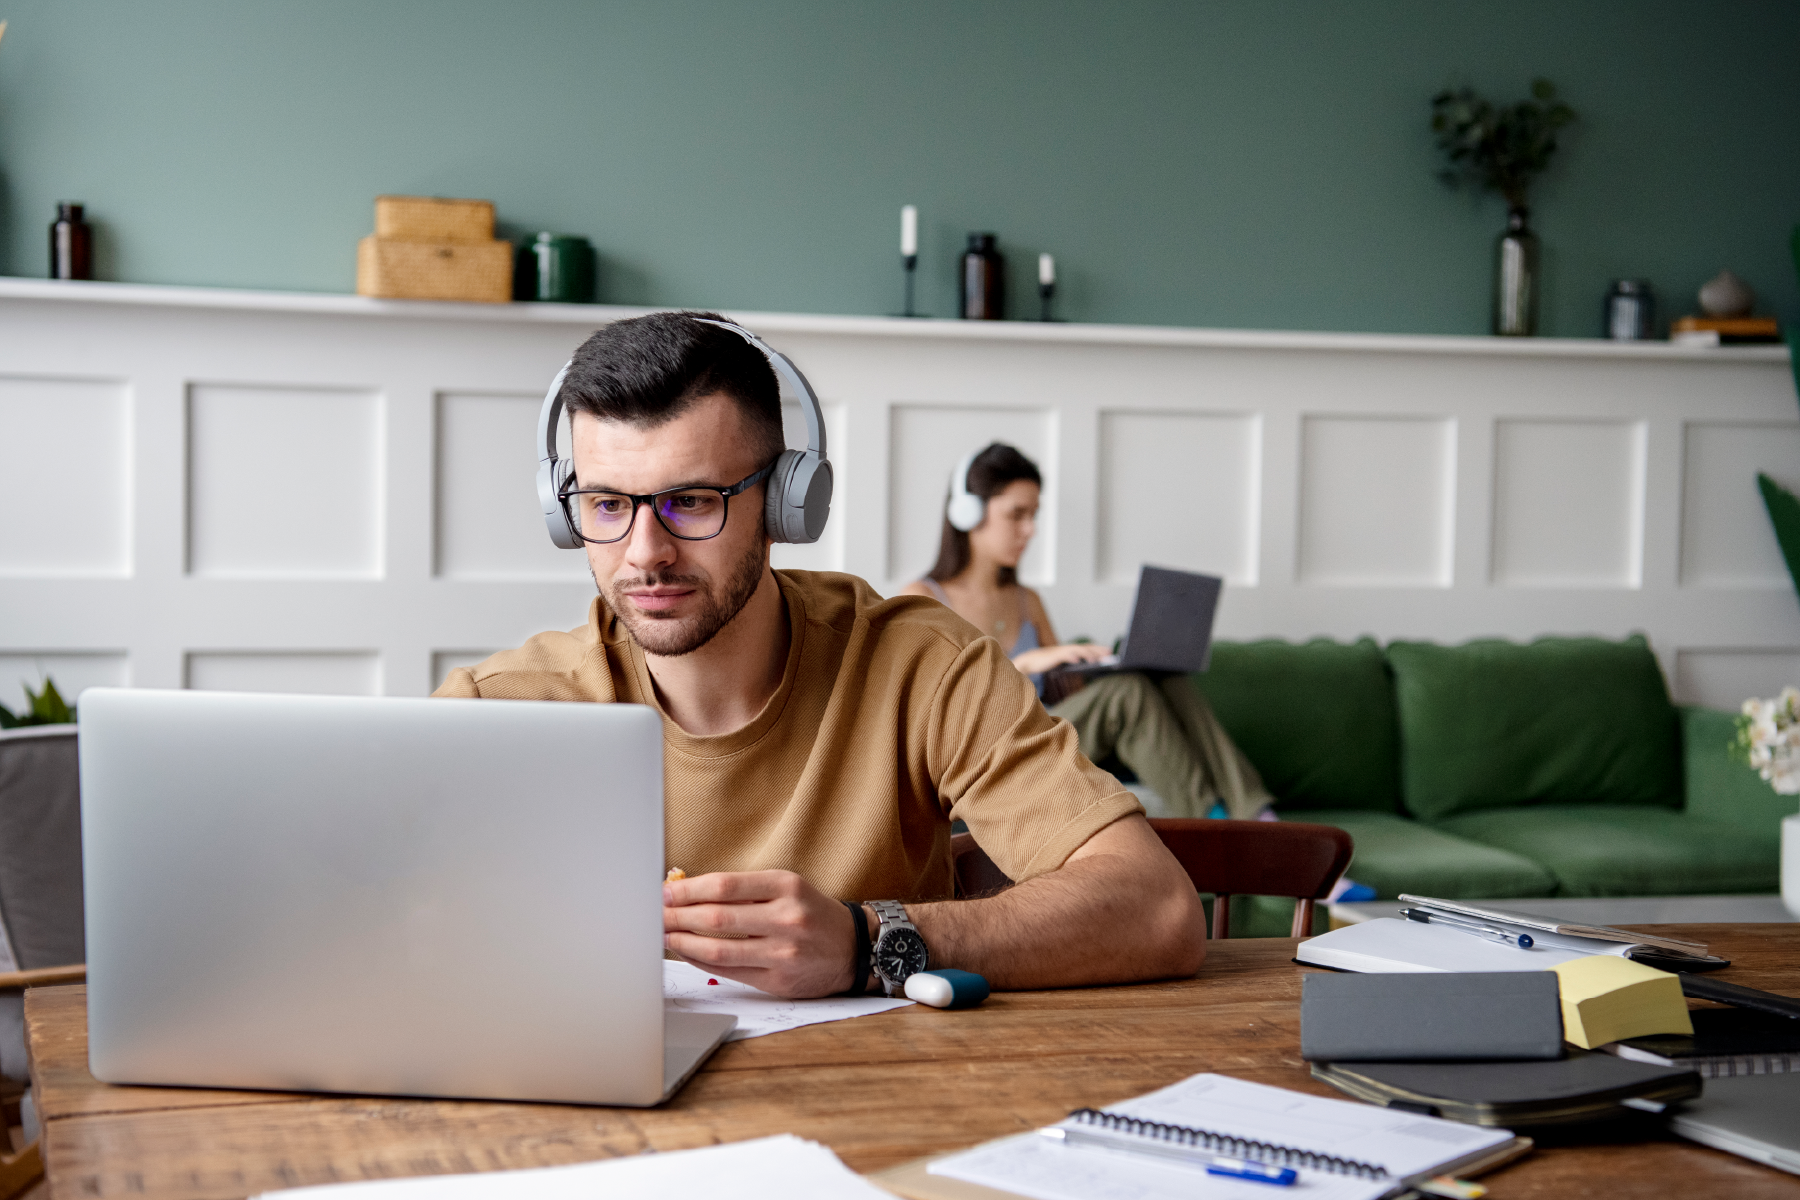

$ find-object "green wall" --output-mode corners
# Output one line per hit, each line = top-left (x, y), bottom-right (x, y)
(0, 0), (1794, 337)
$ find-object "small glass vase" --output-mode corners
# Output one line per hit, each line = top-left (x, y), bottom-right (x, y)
(1493, 207), (1540, 337)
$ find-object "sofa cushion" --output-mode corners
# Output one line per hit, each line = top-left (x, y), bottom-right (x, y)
(1388, 635), (1681, 821)
(1283, 809), (1556, 900)
(1191, 638), (1400, 812)
(1678, 706), (1799, 837)
(1433, 806), (1779, 897)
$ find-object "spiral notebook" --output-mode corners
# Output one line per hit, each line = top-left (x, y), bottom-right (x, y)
(879, 1074), (1526, 1200)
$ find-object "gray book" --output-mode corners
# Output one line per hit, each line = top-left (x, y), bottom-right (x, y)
(1301, 971), (1564, 1062)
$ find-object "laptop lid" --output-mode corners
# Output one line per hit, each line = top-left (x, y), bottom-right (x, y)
(1116, 565), (1224, 672)
(1668, 1073), (1800, 1175)
(80, 687), (692, 1107)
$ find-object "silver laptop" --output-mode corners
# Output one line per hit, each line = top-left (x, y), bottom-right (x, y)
(1668, 1073), (1800, 1176)
(1052, 565), (1224, 679)
(79, 687), (733, 1107)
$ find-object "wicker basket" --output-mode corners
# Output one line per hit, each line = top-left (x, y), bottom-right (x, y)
(374, 195), (495, 243)
(356, 236), (512, 303)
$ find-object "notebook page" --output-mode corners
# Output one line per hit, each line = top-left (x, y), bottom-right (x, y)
(929, 1074), (1514, 1200)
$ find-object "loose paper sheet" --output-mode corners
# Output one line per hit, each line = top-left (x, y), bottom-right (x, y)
(259, 1134), (894, 1200)
(662, 960), (911, 1039)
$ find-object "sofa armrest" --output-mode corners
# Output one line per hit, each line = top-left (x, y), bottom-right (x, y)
(1680, 705), (1796, 839)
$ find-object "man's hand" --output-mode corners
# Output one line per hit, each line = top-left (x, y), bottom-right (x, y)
(663, 870), (860, 998)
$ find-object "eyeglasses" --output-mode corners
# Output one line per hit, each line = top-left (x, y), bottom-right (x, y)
(558, 462), (775, 545)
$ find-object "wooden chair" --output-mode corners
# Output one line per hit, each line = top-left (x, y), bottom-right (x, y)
(1148, 818), (1353, 939)
(950, 820), (1354, 939)
(0, 965), (85, 1200)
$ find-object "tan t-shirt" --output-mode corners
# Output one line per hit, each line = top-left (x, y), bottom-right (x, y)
(433, 570), (1139, 901)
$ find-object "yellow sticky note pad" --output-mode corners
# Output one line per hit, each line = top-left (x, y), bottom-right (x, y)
(1550, 955), (1694, 1050)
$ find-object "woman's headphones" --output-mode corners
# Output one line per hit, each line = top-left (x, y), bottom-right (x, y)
(946, 449), (986, 532)
(535, 318), (833, 548)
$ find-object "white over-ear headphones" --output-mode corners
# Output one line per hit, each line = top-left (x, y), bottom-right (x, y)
(946, 449), (985, 532)
(535, 317), (833, 548)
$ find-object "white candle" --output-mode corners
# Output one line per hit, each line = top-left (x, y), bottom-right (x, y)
(901, 206), (918, 258)
(1039, 253), (1055, 287)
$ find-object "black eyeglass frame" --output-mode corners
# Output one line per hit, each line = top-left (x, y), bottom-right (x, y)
(557, 461), (776, 545)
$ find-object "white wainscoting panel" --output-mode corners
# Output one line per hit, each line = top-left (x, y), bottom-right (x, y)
(0, 376), (130, 578)
(185, 651), (381, 695)
(1, 279), (1795, 705)
(435, 391), (587, 581)
(1674, 648), (1800, 710)
(1491, 419), (1645, 588)
(1297, 416), (1455, 587)
(0, 651), (128, 711)
(886, 404), (1056, 585)
(1098, 411), (1259, 586)
(187, 385), (385, 579)
(1680, 421), (1800, 589)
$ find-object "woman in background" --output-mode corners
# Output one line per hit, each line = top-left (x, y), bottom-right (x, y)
(900, 443), (1273, 820)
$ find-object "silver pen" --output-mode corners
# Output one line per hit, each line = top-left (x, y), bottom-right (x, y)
(1400, 907), (1534, 949)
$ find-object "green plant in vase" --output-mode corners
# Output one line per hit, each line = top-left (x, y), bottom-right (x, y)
(1431, 79), (1577, 336)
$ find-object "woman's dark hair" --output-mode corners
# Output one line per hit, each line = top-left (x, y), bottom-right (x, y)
(926, 442), (1042, 586)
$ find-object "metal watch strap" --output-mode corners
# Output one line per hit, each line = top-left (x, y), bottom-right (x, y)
(870, 899), (923, 997)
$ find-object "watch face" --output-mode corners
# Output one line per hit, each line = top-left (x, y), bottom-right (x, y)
(876, 928), (929, 981)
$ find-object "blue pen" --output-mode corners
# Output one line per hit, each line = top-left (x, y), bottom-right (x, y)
(1401, 907), (1534, 949)
(1039, 1126), (1298, 1186)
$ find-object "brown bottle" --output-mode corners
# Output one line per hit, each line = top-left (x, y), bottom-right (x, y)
(960, 233), (1004, 319)
(50, 203), (93, 281)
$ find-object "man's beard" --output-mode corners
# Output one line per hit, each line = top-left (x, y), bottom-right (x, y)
(600, 539), (768, 657)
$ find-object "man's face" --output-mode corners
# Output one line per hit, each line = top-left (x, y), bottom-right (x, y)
(569, 393), (772, 657)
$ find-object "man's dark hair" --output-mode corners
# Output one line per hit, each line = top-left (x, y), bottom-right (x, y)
(927, 442), (1042, 587)
(561, 310), (786, 467)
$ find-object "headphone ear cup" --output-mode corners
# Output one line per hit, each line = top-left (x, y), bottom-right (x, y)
(947, 492), (986, 533)
(538, 457), (582, 549)
(763, 449), (832, 544)
(764, 450), (801, 543)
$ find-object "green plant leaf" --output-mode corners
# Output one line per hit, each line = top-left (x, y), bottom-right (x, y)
(0, 701), (17, 729)
(1759, 473), (1800, 611)
(30, 677), (73, 724)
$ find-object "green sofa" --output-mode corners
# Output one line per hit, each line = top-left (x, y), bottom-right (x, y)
(1185, 635), (1792, 934)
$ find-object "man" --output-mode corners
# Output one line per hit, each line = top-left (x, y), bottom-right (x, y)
(436, 311), (1206, 998)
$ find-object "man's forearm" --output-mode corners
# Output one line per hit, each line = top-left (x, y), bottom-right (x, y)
(886, 816), (1207, 990)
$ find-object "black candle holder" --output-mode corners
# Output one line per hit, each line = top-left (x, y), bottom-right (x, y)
(1039, 280), (1056, 322)
(895, 254), (929, 318)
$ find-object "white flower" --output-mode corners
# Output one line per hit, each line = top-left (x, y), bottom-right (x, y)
(1738, 689), (1800, 795)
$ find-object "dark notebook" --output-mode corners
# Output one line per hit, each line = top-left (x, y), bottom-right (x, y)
(1301, 971), (1564, 1062)
(1313, 1051), (1702, 1126)
(1610, 1006), (1800, 1077)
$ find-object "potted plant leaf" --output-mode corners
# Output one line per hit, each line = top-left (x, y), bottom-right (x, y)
(0, 677), (75, 728)
(1431, 79), (1577, 336)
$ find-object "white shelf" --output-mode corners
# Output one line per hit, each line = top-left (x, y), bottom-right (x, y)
(0, 276), (1787, 364)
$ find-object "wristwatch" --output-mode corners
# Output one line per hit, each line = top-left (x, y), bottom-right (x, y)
(869, 899), (930, 997)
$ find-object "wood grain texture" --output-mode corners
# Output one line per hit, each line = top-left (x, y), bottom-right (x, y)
(27, 927), (1800, 1200)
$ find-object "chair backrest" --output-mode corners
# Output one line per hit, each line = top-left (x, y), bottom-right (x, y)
(1148, 818), (1353, 939)
(950, 820), (1354, 939)
(0, 726), (85, 970)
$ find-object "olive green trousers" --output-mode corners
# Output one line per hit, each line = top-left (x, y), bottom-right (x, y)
(1050, 672), (1274, 820)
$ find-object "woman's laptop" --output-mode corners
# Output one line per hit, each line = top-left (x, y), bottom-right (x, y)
(78, 688), (733, 1107)
(1053, 565), (1224, 679)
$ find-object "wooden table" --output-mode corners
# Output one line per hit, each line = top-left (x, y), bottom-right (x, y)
(27, 925), (1800, 1199)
